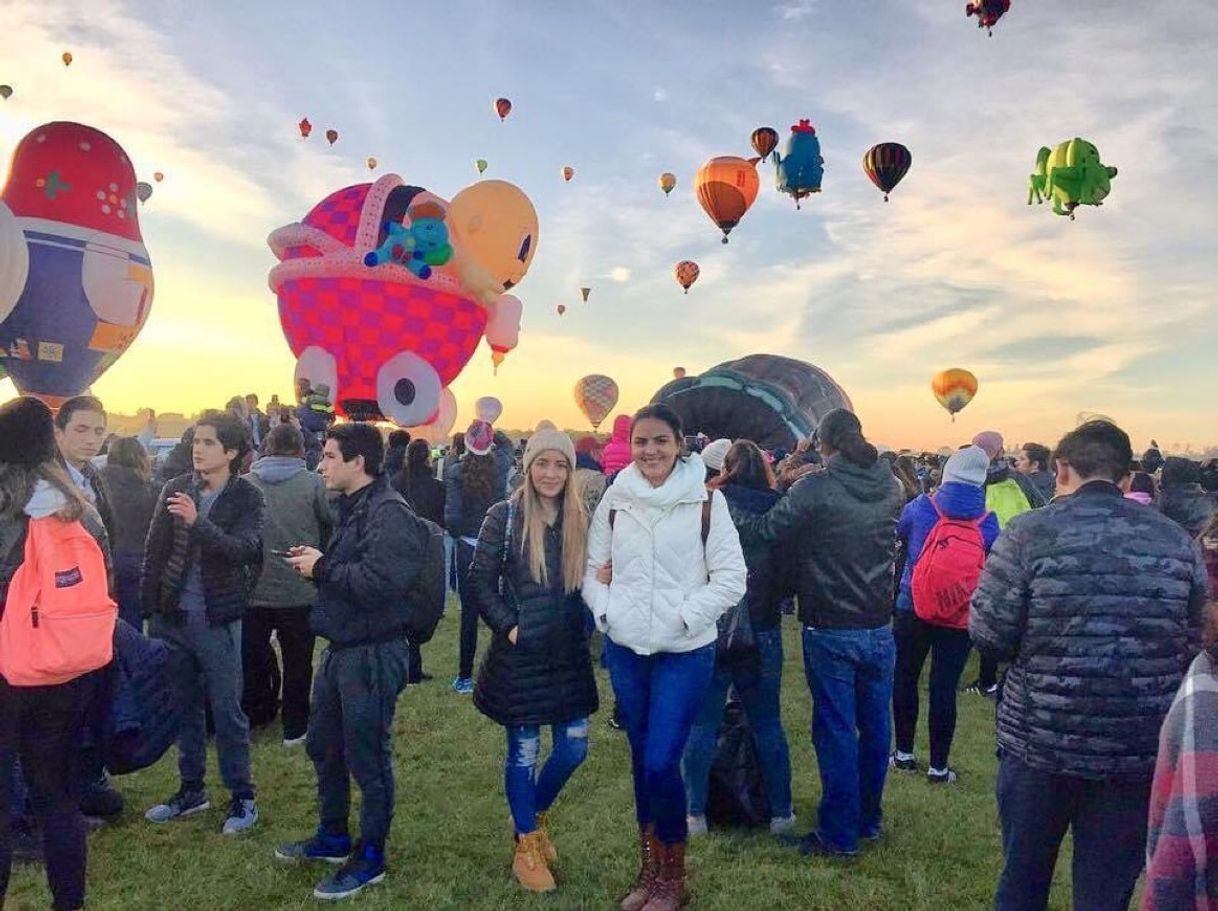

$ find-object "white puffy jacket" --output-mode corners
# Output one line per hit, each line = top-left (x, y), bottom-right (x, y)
(583, 454), (747, 656)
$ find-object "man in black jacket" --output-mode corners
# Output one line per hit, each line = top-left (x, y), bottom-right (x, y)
(277, 423), (422, 902)
(142, 410), (265, 836)
(971, 420), (1211, 911)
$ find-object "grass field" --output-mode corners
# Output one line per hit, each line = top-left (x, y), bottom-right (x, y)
(10, 599), (1090, 910)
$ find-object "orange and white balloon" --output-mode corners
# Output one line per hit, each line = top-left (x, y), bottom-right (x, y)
(931, 368), (978, 420)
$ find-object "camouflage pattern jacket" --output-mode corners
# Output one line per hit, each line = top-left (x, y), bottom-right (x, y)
(970, 480), (1211, 780)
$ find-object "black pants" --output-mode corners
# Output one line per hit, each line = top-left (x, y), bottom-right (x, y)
(455, 540), (478, 679)
(307, 642), (410, 848)
(978, 654), (999, 689)
(0, 676), (91, 911)
(995, 750), (1150, 911)
(242, 606), (315, 741)
(892, 611), (972, 769)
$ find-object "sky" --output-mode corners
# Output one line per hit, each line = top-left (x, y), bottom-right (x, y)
(1, 0), (1215, 451)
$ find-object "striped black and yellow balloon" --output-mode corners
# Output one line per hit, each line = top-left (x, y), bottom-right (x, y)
(862, 142), (912, 202)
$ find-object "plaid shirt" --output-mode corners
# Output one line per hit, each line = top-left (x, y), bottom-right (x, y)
(1144, 648), (1218, 910)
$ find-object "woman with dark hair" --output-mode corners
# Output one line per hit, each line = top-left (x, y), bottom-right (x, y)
(383, 430), (411, 480)
(682, 441), (795, 836)
(1, 396), (111, 911)
(892, 455), (921, 503)
(584, 404), (746, 911)
(737, 409), (904, 857)
(100, 437), (160, 629)
(393, 439), (445, 685)
(446, 422), (508, 694)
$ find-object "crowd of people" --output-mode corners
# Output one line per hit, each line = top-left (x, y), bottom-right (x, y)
(0, 385), (1216, 910)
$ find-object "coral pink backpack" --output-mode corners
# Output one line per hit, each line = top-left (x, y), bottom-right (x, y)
(0, 516), (116, 686)
(911, 499), (990, 630)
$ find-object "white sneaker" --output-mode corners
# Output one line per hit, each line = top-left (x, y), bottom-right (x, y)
(687, 814), (708, 836)
(283, 734), (307, 748)
(222, 798), (258, 835)
(770, 813), (798, 834)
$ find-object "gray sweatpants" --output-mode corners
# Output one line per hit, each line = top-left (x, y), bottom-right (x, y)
(307, 641), (410, 847)
(150, 612), (254, 799)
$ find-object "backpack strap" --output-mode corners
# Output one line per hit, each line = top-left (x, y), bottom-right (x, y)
(701, 498), (712, 546)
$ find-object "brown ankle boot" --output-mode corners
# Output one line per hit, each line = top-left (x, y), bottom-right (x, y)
(620, 826), (659, 911)
(512, 831), (556, 893)
(535, 811), (557, 863)
(641, 840), (688, 911)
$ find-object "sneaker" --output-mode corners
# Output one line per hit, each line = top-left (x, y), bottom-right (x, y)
(687, 814), (708, 837)
(983, 684), (999, 699)
(962, 679), (998, 697)
(770, 813), (798, 835)
(283, 734), (308, 748)
(928, 768), (958, 785)
(222, 797), (258, 835)
(889, 752), (919, 772)
(780, 830), (858, 859)
(145, 787), (210, 823)
(451, 676), (474, 695)
(313, 842), (386, 900)
(275, 828), (353, 864)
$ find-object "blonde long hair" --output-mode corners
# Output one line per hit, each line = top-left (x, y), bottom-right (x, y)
(514, 453), (587, 593)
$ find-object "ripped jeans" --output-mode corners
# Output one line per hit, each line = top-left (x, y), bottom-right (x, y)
(504, 718), (590, 835)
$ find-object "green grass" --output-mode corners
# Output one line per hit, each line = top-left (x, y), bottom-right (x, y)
(11, 600), (1085, 910)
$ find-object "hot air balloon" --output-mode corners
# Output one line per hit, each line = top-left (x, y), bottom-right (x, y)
(862, 143), (912, 202)
(579, 287), (591, 303)
(695, 156), (760, 243)
(575, 374), (620, 430)
(931, 368), (979, 420)
(0, 86), (12, 101)
(673, 367), (687, 379)
(674, 260), (700, 294)
(366, 157), (378, 170)
(561, 166), (574, 182)
(325, 129), (338, 146)
(475, 395), (503, 424)
(136, 181), (153, 203)
(658, 172), (677, 196)
(153, 171), (164, 183)
(966, 0), (1011, 35)
(751, 127), (780, 161)
(556, 304), (566, 316)
(1028, 139), (1117, 220)
(61, 52), (73, 67)
(475, 159), (488, 175)
(774, 120), (824, 209)
(494, 97), (512, 121)
(298, 118), (312, 139)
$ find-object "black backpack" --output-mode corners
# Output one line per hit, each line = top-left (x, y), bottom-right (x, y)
(404, 512), (446, 644)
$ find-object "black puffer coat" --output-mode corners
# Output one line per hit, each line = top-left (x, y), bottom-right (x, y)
(470, 498), (599, 727)
(718, 483), (790, 631)
(1156, 484), (1217, 539)
(737, 455), (904, 630)
(970, 481), (1211, 779)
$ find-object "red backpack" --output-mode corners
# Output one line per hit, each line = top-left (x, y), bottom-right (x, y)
(911, 499), (989, 629)
(0, 516), (116, 687)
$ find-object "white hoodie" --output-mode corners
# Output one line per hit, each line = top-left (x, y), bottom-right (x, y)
(583, 453), (747, 656)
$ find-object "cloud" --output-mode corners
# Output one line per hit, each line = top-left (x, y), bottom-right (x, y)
(776, 1), (818, 20)
(653, 88), (669, 102)
(608, 266), (632, 282)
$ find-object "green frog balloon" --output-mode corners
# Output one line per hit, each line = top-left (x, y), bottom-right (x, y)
(1028, 138), (1118, 220)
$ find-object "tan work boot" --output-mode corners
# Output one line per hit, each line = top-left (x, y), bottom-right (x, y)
(512, 831), (556, 893)
(620, 825), (659, 911)
(535, 811), (557, 863)
(641, 840), (689, 911)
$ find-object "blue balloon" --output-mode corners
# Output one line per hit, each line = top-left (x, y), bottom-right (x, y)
(775, 119), (824, 209)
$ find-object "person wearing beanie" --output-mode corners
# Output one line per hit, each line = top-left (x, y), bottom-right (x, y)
(446, 420), (510, 694)
(1, 396), (112, 911)
(891, 446), (1000, 784)
(734, 408), (903, 858)
(700, 439), (732, 483)
(466, 428), (597, 893)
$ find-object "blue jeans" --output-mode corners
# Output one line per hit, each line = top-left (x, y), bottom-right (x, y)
(995, 750), (1150, 911)
(682, 627), (793, 819)
(801, 625), (895, 854)
(604, 638), (716, 845)
(504, 719), (590, 835)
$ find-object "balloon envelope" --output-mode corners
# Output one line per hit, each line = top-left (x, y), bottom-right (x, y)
(651, 354), (852, 451)
(0, 86), (12, 100)
(298, 118), (312, 138)
(325, 129), (338, 145)
(673, 367), (686, 379)
(674, 260), (699, 293)
(658, 172), (677, 196)
(153, 172), (164, 183)
(863, 143), (911, 201)
(575, 374), (619, 430)
(366, 157), (378, 170)
(579, 287), (591, 302)
(931, 368), (979, 416)
(475, 395), (503, 424)
(556, 304), (566, 315)
(136, 181), (153, 203)
(494, 97), (512, 121)
(561, 166), (574, 182)
(695, 156), (759, 243)
(751, 127), (779, 160)
(475, 159), (488, 174)
(62, 52), (73, 67)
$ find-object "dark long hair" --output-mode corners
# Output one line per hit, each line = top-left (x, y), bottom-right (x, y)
(0, 461), (86, 523)
(107, 437), (152, 482)
(818, 409), (878, 468)
(892, 455), (920, 500)
(398, 439), (435, 506)
(709, 440), (775, 492)
(460, 452), (498, 515)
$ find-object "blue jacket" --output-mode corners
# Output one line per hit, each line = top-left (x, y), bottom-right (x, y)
(103, 618), (180, 774)
(896, 482), (1000, 611)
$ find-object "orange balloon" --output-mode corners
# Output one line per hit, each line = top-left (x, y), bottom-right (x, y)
(658, 172), (677, 196)
(674, 260), (700, 294)
(673, 367), (687, 379)
(61, 51), (73, 67)
(931, 368), (979, 419)
(153, 171), (164, 183)
(695, 156), (759, 244)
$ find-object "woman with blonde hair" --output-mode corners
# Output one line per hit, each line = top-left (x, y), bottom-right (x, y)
(468, 429), (598, 894)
